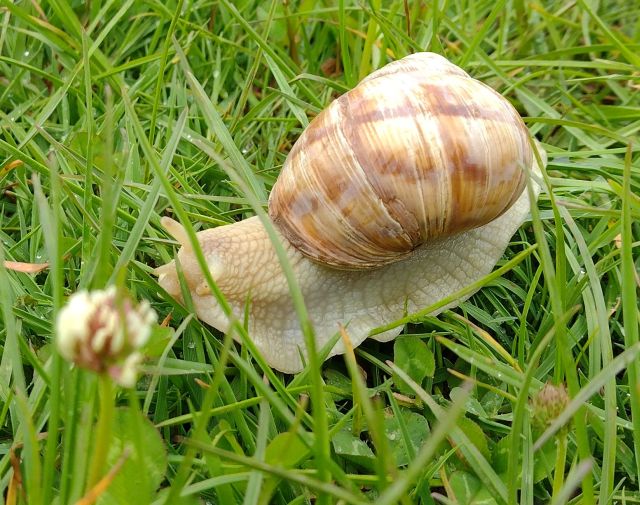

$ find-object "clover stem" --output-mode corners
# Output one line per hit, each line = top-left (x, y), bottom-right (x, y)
(87, 375), (115, 489)
(552, 430), (567, 497)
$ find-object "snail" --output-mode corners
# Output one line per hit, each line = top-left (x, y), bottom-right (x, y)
(155, 52), (546, 374)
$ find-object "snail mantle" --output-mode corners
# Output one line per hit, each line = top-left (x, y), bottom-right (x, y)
(156, 52), (547, 373)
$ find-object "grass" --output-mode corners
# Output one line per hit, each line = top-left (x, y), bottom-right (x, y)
(0, 0), (639, 503)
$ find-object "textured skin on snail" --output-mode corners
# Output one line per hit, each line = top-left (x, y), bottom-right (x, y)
(156, 52), (545, 373)
(269, 53), (533, 269)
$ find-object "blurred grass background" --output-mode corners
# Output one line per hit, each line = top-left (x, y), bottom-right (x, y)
(0, 0), (639, 503)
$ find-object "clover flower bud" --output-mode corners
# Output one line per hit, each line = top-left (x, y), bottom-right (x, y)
(56, 286), (157, 387)
(531, 382), (570, 430)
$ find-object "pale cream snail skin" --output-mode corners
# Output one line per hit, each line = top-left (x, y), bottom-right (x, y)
(155, 52), (547, 374)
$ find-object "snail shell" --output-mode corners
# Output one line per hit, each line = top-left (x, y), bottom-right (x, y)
(156, 52), (544, 373)
(269, 52), (533, 269)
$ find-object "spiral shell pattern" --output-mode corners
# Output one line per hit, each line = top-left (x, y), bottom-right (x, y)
(269, 52), (533, 269)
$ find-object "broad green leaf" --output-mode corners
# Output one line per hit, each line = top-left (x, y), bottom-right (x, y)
(532, 438), (556, 484)
(143, 325), (175, 359)
(471, 486), (500, 505)
(492, 435), (510, 475)
(260, 432), (310, 505)
(450, 471), (499, 505)
(98, 408), (167, 505)
(265, 432), (309, 468)
(324, 368), (353, 399)
(383, 410), (430, 466)
(393, 336), (435, 395)
(67, 131), (126, 172)
(450, 471), (481, 503)
(455, 418), (491, 463)
(154, 489), (201, 505)
(493, 434), (556, 484)
(450, 387), (488, 417)
(331, 430), (376, 470)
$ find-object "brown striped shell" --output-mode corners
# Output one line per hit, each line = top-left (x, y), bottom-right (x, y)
(269, 52), (533, 269)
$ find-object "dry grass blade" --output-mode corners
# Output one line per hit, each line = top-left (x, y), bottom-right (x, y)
(3, 261), (50, 273)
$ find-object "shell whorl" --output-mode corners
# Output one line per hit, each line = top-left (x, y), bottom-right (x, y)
(269, 52), (533, 269)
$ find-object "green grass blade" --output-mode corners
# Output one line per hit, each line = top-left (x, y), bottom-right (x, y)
(379, 364), (471, 505)
(112, 109), (187, 279)
(389, 362), (508, 504)
(620, 144), (640, 485)
(534, 342), (640, 450)
(148, 0), (183, 144)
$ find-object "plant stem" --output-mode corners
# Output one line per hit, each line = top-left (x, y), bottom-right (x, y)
(87, 376), (115, 489)
(552, 433), (567, 497)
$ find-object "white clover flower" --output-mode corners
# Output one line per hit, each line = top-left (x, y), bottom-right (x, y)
(56, 286), (157, 386)
(109, 352), (143, 389)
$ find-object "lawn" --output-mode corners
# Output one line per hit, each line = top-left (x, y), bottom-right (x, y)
(0, 1), (639, 504)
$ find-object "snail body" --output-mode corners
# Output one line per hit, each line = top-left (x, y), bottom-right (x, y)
(157, 52), (545, 373)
